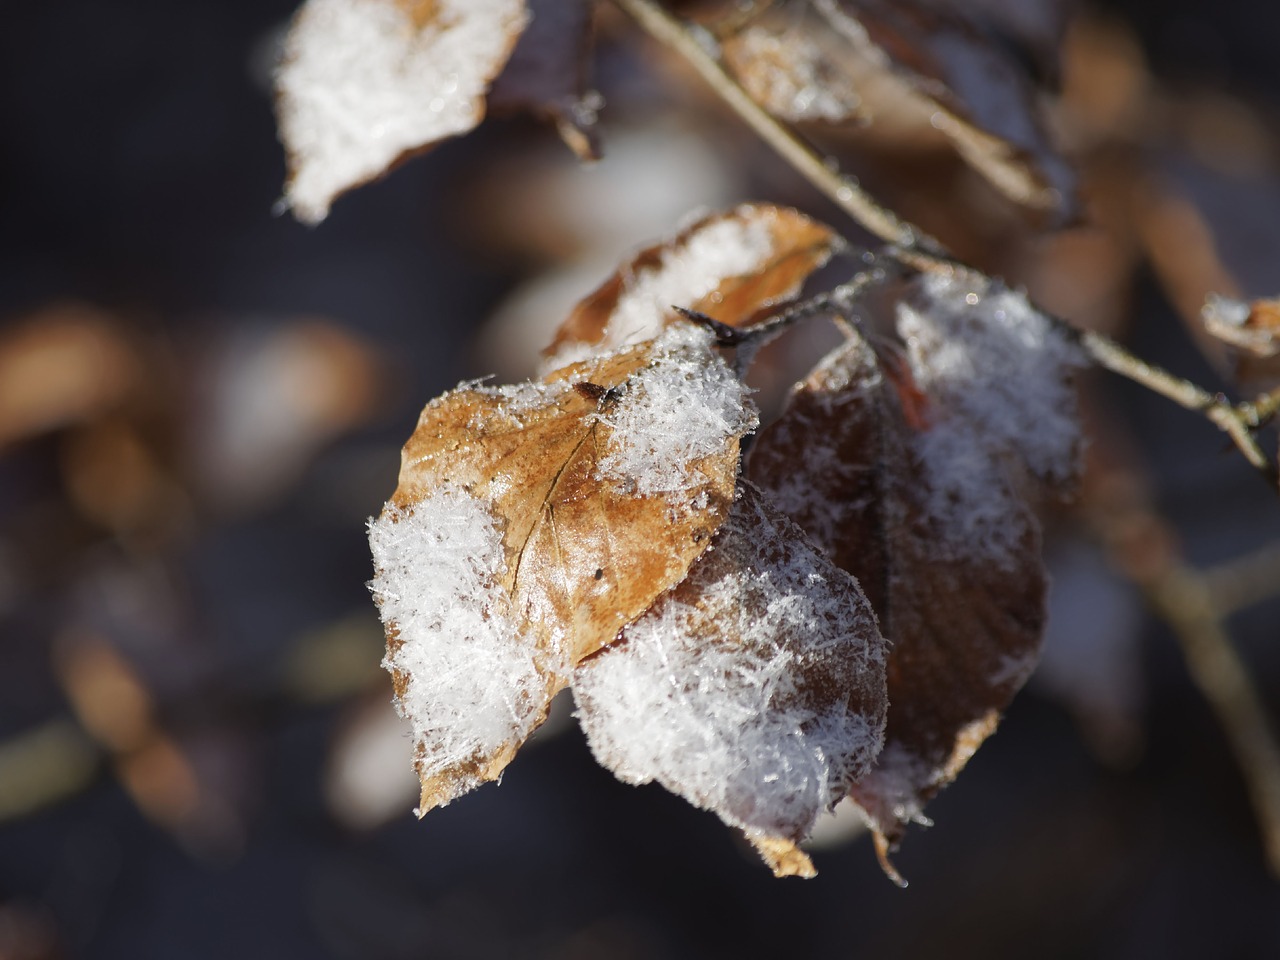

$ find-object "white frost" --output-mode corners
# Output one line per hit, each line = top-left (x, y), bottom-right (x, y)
(898, 272), (1083, 485)
(368, 486), (550, 793)
(278, 0), (528, 223)
(595, 325), (757, 497)
(574, 492), (885, 841)
(543, 209), (780, 369)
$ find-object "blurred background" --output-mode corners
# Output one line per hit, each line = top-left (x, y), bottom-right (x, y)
(2, 0), (1280, 956)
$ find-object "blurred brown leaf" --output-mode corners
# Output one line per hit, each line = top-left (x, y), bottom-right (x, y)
(0, 304), (138, 450)
(716, 0), (1076, 219)
(369, 324), (756, 812)
(489, 0), (600, 160)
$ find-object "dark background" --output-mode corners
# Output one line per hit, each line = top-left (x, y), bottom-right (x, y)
(2, 2), (1280, 957)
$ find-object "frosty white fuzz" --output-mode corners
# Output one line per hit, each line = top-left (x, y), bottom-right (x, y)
(574, 492), (885, 841)
(368, 487), (550, 793)
(898, 271), (1083, 486)
(278, 0), (528, 223)
(594, 213), (777, 351)
(596, 325), (757, 497)
(729, 26), (861, 121)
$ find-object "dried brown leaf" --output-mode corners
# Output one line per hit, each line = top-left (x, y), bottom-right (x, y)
(574, 482), (887, 878)
(717, 0), (1076, 218)
(488, 0), (600, 161)
(369, 324), (757, 812)
(748, 327), (1050, 867)
(543, 203), (839, 369)
(277, 0), (529, 223)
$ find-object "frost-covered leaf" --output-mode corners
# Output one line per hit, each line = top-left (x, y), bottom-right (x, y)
(573, 483), (887, 878)
(748, 273), (1081, 874)
(543, 204), (839, 370)
(717, 0), (1076, 218)
(369, 324), (757, 812)
(276, 0), (529, 223)
(488, 0), (600, 161)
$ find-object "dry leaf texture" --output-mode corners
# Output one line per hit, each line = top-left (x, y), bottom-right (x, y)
(277, 0), (528, 223)
(574, 483), (887, 878)
(717, 0), (1075, 216)
(369, 324), (757, 811)
(543, 204), (838, 369)
(749, 273), (1082, 859)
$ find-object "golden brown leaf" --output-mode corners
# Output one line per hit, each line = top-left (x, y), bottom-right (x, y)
(748, 327), (1050, 869)
(369, 324), (757, 812)
(543, 203), (839, 369)
(574, 483), (887, 878)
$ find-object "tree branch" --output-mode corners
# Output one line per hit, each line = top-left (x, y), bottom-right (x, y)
(613, 0), (1280, 489)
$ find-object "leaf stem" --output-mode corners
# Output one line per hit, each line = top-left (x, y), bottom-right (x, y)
(613, 0), (1279, 489)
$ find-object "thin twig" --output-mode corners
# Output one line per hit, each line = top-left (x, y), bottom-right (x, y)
(613, 0), (1280, 489)
(1087, 468), (1280, 877)
(1202, 540), (1280, 617)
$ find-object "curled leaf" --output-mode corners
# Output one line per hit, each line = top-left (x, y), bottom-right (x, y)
(277, 0), (529, 223)
(574, 483), (888, 878)
(369, 324), (757, 811)
(543, 204), (839, 369)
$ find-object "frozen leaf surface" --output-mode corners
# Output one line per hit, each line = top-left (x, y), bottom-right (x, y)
(369, 324), (757, 811)
(574, 483), (887, 878)
(749, 278), (1081, 870)
(544, 204), (838, 369)
(277, 0), (529, 223)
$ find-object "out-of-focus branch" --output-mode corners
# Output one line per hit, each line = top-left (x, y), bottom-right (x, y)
(1087, 469), (1280, 876)
(614, 0), (1280, 490)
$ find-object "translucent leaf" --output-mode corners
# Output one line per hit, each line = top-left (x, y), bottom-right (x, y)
(369, 324), (757, 812)
(574, 483), (887, 878)
(749, 274), (1081, 876)
(277, 0), (529, 223)
(543, 204), (839, 370)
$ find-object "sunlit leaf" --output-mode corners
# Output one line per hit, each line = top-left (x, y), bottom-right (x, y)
(543, 203), (839, 369)
(369, 324), (757, 812)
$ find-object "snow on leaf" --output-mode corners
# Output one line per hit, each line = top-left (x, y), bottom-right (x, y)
(896, 269), (1085, 503)
(747, 309), (1069, 874)
(716, 0), (1076, 218)
(543, 204), (839, 370)
(276, 0), (529, 224)
(369, 323), (757, 812)
(573, 482), (887, 878)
